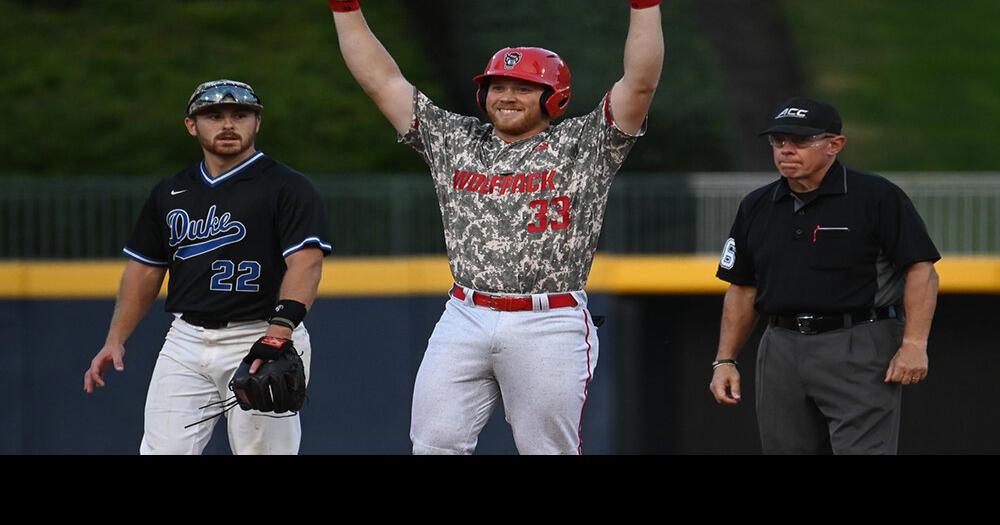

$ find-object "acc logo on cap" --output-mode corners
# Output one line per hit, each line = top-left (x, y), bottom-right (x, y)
(504, 52), (523, 69)
(776, 107), (809, 119)
(720, 238), (737, 270)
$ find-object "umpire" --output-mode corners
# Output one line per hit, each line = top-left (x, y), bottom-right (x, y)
(709, 97), (941, 454)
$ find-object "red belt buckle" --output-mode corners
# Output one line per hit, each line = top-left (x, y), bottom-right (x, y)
(486, 295), (502, 311)
(480, 294), (507, 311)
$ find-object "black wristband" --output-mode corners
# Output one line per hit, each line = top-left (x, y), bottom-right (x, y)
(268, 299), (308, 330)
(712, 359), (738, 369)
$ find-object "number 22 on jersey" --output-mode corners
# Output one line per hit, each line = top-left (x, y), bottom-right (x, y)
(210, 260), (261, 292)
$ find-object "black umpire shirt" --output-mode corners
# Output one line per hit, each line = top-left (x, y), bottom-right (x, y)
(123, 152), (332, 322)
(716, 160), (940, 315)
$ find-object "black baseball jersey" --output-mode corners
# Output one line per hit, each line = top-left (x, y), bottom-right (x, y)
(716, 160), (940, 315)
(124, 152), (332, 321)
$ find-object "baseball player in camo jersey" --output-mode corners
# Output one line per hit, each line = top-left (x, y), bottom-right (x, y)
(328, 0), (663, 454)
(83, 79), (332, 454)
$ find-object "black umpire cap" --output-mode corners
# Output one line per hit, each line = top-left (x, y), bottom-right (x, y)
(759, 96), (842, 137)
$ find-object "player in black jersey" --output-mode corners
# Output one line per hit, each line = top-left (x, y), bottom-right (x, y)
(84, 79), (332, 454)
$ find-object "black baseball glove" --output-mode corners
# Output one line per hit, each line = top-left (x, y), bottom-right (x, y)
(229, 336), (306, 414)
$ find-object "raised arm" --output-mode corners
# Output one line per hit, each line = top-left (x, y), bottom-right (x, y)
(609, 0), (665, 135)
(328, 1), (416, 134)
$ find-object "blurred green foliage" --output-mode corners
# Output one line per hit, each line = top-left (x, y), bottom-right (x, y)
(0, 0), (447, 176)
(0, 0), (733, 176)
(2, 1), (995, 176)
(783, 0), (1000, 171)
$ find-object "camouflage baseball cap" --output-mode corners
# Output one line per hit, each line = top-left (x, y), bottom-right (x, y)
(186, 79), (263, 117)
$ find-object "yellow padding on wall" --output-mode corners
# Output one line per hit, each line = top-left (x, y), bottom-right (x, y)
(0, 256), (997, 298)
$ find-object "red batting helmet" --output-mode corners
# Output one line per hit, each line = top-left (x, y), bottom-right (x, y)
(474, 47), (572, 118)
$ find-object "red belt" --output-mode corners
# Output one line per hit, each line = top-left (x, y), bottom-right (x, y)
(450, 284), (578, 311)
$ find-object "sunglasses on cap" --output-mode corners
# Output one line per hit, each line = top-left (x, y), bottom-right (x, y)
(186, 83), (263, 116)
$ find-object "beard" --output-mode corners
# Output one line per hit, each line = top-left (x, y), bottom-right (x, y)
(199, 132), (255, 158)
(488, 105), (547, 138)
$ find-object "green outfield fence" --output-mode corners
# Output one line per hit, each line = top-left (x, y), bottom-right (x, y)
(2, 174), (998, 258)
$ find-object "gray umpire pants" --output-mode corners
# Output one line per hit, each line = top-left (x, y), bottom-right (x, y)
(756, 319), (904, 455)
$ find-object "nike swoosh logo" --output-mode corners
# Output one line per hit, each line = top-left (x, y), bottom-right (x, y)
(171, 190), (188, 196)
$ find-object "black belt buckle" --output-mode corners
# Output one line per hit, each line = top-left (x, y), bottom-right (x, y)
(181, 314), (228, 329)
(795, 315), (818, 335)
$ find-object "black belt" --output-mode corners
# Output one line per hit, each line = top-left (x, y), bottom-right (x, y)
(180, 314), (231, 330)
(768, 306), (901, 335)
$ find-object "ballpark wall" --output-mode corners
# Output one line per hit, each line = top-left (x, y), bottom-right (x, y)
(0, 295), (617, 455)
(3, 292), (998, 454)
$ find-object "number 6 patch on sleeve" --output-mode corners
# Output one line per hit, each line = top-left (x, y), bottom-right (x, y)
(720, 238), (737, 270)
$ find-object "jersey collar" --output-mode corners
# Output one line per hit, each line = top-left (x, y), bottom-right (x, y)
(198, 151), (266, 188)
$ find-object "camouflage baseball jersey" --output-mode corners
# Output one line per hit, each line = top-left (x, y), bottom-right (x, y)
(399, 89), (644, 294)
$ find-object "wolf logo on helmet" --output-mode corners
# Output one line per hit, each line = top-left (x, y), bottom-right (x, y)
(503, 52), (523, 69)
